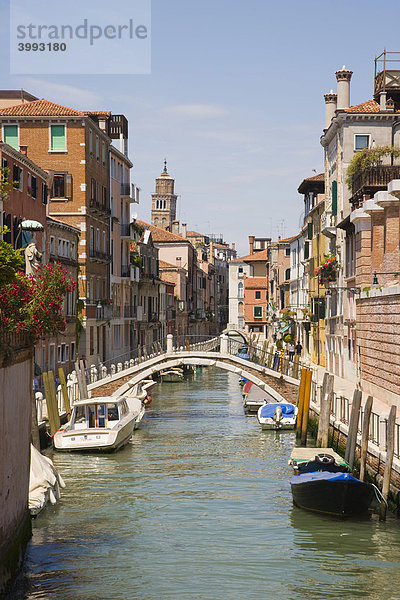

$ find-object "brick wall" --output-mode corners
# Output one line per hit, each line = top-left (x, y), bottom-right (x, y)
(357, 291), (400, 396)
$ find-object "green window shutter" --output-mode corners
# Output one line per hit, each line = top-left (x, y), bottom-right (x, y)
(4, 125), (19, 150)
(331, 180), (337, 216)
(307, 222), (313, 240)
(50, 125), (66, 151)
(304, 241), (309, 260)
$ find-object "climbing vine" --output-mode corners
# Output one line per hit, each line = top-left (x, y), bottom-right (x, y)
(345, 145), (400, 190)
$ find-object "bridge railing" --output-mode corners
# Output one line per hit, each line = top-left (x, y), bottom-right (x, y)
(173, 335), (220, 353)
(226, 339), (308, 381)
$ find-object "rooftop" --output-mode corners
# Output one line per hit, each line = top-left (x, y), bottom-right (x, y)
(0, 98), (111, 117)
(136, 219), (189, 243)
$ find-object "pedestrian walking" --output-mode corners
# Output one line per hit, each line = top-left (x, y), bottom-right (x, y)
(288, 343), (295, 361)
(295, 341), (302, 356)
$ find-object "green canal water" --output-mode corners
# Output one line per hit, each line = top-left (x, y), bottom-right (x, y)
(9, 368), (400, 600)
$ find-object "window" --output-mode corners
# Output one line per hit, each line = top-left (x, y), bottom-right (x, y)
(113, 325), (121, 349)
(255, 290), (261, 299)
(50, 124), (66, 152)
(331, 180), (337, 217)
(238, 301), (244, 314)
(285, 248), (290, 256)
(90, 226), (94, 253)
(90, 177), (97, 202)
(70, 342), (76, 361)
(3, 125), (19, 149)
(52, 174), (72, 199)
(103, 231), (106, 253)
(42, 183), (48, 204)
(31, 175), (37, 199)
(254, 306), (263, 318)
(238, 281), (244, 298)
(354, 134), (370, 151)
(71, 241), (76, 259)
(96, 136), (99, 161)
(50, 236), (55, 255)
(13, 164), (23, 191)
(102, 141), (105, 165)
(285, 268), (291, 281)
(96, 228), (100, 251)
(89, 130), (93, 154)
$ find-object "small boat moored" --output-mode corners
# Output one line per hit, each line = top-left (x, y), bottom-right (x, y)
(257, 401), (298, 430)
(160, 367), (184, 382)
(289, 448), (375, 518)
(243, 381), (274, 413)
(54, 396), (140, 452)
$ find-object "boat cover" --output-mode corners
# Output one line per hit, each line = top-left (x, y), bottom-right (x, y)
(290, 471), (362, 485)
(237, 353), (249, 360)
(259, 403), (295, 418)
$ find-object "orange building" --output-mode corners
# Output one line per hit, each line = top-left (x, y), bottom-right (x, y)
(243, 276), (269, 336)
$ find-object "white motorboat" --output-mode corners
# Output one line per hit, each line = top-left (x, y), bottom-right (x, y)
(257, 401), (298, 430)
(54, 396), (140, 452)
(160, 367), (184, 382)
(243, 381), (275, 413)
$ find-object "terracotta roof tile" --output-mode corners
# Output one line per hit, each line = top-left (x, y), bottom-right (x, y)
(231, 248), (269, 263)
(345, 100), (380, 113)
(0, 99), (111, 118)
(136, 219), (188, 243)
(159, 260), (178, 269)
(186, 230), (204, 237)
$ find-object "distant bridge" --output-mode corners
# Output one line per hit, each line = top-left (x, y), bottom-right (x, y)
(88, 334), (303, 403)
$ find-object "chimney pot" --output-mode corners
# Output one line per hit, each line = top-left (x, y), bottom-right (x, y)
(335, 66), (353, 110)
(182, 223), (187, 238)
(19, 145), (28, 156)
(324, 91), (337, 129)
(249, 235), (255, 255)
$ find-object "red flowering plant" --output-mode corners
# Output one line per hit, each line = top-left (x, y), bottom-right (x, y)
(313, 254), (339, 285)
(0, 263), (75, 343)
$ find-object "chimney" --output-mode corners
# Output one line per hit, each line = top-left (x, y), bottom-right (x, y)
(182, 223), (187, 238)
(249, 235), (255, 255)
(380, 91), (387, 111)
(335, 66), (353, 110)
(19, 145), (28, 156)
(232, 242), (235, 251)
(171, 220), (180, 235)
(324, 90), (337, 129)
(208, 240), (214, 263)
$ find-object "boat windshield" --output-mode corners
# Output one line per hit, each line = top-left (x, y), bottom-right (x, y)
(107, 403), (119, 422)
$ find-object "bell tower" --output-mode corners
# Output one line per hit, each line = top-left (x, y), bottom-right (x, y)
(151, 160), (178, 231)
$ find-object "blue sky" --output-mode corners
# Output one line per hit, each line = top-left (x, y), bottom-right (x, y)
(1, 0), (400, 254)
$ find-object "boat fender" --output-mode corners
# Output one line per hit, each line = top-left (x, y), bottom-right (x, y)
(315, 453), (335, 465)
(145, 395), (152, 405)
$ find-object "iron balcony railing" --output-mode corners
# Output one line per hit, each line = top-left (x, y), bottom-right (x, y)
(351, 165), (400, 200)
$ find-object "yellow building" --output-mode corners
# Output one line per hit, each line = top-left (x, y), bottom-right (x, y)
(298, 174), (328, 367)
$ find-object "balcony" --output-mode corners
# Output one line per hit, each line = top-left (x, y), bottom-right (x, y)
(89, 198), (111, 215)
(321, 211), (336, 239)
(351, 165), (400, 206)
(89, 249), (111, 262)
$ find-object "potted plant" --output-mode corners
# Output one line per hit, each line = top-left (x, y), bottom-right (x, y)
(314, 254), (339, 285)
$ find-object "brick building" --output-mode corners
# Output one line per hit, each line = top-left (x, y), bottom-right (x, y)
(0, 96), (131, 365)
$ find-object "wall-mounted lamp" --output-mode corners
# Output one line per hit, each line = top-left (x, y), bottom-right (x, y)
(372, 271), (400, 285)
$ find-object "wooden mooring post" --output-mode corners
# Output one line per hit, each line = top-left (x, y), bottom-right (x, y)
(316, 373), (334, 448)
(359, 395), (373, 482)
(42, 371), (60, 436)
(296, 368), (307, 439)
(379, 405), (397, 521)
(300, 369), (313, 446)
(344, 389), (362, 469)
(58, 367), (71, 416)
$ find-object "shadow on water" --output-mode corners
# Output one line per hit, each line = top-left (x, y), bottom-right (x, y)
(7, 368), (400, 600)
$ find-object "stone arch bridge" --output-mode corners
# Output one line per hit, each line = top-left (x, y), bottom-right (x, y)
(90, 335), (302, 405)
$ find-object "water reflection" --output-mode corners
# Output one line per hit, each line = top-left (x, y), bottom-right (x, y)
(7, 368), (400, 600)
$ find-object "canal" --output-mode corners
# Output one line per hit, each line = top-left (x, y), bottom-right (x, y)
(9, 368), (400, 600)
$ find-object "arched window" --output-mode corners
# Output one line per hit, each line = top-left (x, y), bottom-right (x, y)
(238, 301), (244, 314)
(238, 282), (244, 298)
